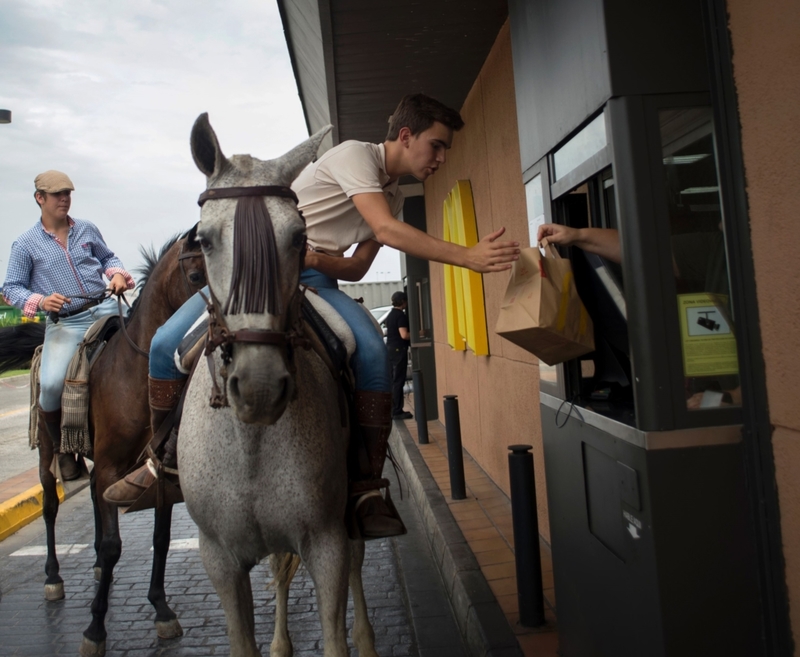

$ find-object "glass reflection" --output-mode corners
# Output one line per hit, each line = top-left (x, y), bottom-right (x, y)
(659, 107), (740, 410)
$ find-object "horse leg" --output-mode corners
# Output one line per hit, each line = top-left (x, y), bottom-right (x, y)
(349, 539), (378, 657)
(148, 503), (183, 639)
(199, 530), (261, 657)
(89, 469), (104, 581)
(303, 531), (350, 657)
(268, 553), (300, 657)
(38, 439), (64, 601)
(80, 495), (122, 657)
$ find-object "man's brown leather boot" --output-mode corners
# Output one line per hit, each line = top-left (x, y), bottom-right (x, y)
(350, 391), (406, 539)
(39, 408), (80, 481)
(103, 378), (185, 506)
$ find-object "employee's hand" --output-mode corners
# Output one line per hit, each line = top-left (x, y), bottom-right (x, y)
(40, 293), (70, 313)
(107, 273), (127, 295)
(537, 224), (580, 248)
(465, 227), (520, 273)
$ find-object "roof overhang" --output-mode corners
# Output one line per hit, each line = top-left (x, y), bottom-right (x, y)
(278, 0), (508, 152)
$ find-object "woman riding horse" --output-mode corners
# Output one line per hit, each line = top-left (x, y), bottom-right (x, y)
(3, 170), (134, 481)
(105, 94), (520, 538)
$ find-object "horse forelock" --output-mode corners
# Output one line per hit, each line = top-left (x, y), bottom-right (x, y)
(223, 195), (282, 316)
(203, 156), (301, 318)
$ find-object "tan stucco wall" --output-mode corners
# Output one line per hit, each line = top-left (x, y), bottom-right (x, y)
(422, 22), (551, 540)
(727, 0), (800, 641)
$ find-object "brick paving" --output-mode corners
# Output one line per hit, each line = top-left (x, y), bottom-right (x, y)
(0, 459), (464, 657)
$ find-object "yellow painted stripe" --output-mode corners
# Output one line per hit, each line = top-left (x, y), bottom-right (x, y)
(0, 482), (65, 542)
(0, 405), (28, 419)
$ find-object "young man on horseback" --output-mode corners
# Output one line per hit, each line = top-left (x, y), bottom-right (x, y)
(3, 171), (134, 480)
(104, 94), (519, 538)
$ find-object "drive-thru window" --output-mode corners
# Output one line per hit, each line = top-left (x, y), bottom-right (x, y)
(509, 0), (770, 654)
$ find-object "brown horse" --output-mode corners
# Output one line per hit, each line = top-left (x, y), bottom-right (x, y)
(0, 228), (205, 656)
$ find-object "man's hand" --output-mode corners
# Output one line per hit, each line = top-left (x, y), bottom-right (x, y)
(304, 245), (321, 271)
(108, 273), (127, 295)
(464, 227), (520, 273)
(40, 293), (70, 313)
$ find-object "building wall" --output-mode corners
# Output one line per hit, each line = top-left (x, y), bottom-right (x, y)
(727, 0), (800, 641)
(422, 21), (552, 540)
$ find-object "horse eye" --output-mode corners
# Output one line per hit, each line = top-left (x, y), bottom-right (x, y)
(291, 231), (306, 250)
(188, 271), (204, 285)
(198, 237), (212, 251)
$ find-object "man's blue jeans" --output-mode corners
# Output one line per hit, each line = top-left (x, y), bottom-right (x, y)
(148, 274), (390, 393)
(149, 287), (209, 380)
(39, 298), (123, 411)
(300, 269), (390, 393)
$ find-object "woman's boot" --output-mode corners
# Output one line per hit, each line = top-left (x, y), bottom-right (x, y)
(103, 378), (185, 506)
(350, 391), (406, 539)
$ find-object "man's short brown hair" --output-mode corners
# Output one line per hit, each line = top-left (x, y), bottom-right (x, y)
(386, 94), (464, 141)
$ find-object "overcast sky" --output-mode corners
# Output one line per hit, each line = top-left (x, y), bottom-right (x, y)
(0, 0), (401, 289)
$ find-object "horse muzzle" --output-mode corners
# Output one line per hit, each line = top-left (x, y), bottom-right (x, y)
(226, 344), (295, 425)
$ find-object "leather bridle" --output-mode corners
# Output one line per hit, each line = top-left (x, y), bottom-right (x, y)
(198, 185), (311, 408)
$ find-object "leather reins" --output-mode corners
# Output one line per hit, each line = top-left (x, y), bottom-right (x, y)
(198, 185), (311, 409)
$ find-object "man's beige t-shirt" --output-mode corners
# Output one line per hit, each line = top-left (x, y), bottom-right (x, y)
(292, 141), (404, 257)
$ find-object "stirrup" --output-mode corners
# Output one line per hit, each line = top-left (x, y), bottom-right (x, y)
(123, 456), (183, 513)
(350, 483), (407, 540)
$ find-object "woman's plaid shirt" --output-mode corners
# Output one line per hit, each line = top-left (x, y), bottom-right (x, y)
(3, 217), (134, 317)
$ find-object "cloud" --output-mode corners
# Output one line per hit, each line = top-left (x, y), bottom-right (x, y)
(0, 0), (400, 284)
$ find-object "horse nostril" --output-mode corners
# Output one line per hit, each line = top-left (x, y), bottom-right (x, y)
(228, 375), (240, 400)
(277, 376), (289, 401)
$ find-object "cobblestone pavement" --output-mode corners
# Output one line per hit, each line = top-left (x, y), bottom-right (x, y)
(0, 465), (465, 657)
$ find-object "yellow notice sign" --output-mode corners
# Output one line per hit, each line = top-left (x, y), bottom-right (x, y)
(677, 293), (739, 377)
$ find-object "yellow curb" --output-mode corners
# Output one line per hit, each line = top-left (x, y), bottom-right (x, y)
(0, 482), (65, 542)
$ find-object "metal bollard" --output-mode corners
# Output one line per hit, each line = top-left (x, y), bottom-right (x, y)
(508, 445), (545, 627)
(443, 395), (466, 500)
(412, 369), (429, 444)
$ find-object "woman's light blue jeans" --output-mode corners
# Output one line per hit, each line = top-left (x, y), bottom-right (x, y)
(148, 273), (390, 393)
(39, 298), (124, 412)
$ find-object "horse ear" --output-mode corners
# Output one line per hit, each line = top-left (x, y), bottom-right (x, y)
(276, 125), (333, 185)
(191, 113), (226, 179)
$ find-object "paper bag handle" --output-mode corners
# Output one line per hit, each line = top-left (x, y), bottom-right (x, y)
(538, 242), (561, 259)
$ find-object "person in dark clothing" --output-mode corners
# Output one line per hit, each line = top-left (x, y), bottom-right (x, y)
(385, 291), (412, 419)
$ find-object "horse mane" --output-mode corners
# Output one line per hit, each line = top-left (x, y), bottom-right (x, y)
(129, 225), (200, 316)
(135, 234), (183, 291)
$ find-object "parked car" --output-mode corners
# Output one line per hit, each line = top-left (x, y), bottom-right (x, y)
(369, 305), (392, 335)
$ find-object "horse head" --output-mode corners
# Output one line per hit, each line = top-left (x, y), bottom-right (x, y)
(191, 113), (331, 425)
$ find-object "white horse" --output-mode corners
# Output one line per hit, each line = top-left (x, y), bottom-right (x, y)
(179, 114), (377, 657)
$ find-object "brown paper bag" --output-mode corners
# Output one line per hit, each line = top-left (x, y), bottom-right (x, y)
(495, 246), (594, 365)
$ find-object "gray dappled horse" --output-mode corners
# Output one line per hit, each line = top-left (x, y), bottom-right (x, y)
(179, 114), (377, 657)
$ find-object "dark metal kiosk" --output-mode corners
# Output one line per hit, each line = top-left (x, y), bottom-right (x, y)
(508, 1), (781, 655)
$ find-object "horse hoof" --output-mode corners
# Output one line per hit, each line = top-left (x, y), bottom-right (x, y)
(156, 618), (183, 639)
(93, 567), (113, 582)
(44, 582), (65, 601)
(79, 637), (106, 657)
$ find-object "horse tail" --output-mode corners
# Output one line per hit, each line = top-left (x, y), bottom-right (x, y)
(0, 323), (46, 373)
(267, 553), (302, 590)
